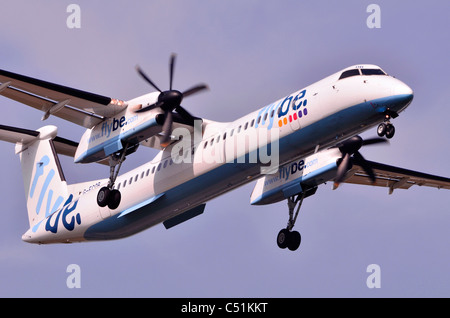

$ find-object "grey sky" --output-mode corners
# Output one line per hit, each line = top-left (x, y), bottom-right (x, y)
(0, 1), (449, 297)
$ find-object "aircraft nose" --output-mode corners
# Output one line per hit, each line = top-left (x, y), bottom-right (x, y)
(388, 80), (414, 112)
(394, 81), (414, 99)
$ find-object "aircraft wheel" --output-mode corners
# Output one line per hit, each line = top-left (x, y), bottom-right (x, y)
(288, 231), (301, 251)
(277, 229), (290, 249)
(385, 124), (395, 139)
(377, 123), (386, 137)
(108, 189), (121, 210)
(97, 187), (111, 207)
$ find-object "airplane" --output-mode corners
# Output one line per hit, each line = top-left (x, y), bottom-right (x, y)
(0, 55), (449, 251)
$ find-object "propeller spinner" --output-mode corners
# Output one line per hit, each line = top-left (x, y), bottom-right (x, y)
(135, 54), (208, 146)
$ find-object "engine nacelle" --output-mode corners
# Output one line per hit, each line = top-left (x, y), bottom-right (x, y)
(250, 148), (342, 205)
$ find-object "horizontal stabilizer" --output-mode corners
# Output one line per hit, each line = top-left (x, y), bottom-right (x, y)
(0, 124), (77, 156)
(0, 124), (108, 165)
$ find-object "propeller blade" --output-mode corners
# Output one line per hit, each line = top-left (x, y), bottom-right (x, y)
(362, 137), (389, 146)
(175, 105), (195, 122)
(160, 110), (173, 146)
(182, 84), (209, 98)
(136, 65), (162, 93)
(353, 151), (376, 183)
(135, 101), (164, 113)
(169, 53), (176, 90)
(334, 153), (351, 189)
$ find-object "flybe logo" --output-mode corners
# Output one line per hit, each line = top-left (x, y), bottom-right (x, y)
(255, 89), (309, 130)
(88, 115), (139, 144)
(45, 194), (80, 233)
(277, 89), (309, 128)
(30, 155), (80, 234)
(101, 115), (138, 138)
(30, 155), (64, 218)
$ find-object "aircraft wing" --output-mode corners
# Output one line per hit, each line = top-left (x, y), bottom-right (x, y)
(0, 69), (127, 128)
(343, 159), (450, 194)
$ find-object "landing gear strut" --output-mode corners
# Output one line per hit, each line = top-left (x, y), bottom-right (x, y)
(97, 145), (128, 210)
(276, 193), (305, 251)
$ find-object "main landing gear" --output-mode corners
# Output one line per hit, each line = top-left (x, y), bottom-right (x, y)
(277, 194), (304, 251)
(96, 146), (128, 210)
(276, 186), (318, 251)
(276, 193), (304, 251)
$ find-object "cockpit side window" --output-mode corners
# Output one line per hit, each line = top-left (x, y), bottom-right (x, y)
(339, 69), (360, 80)
(361, 69), (386, 76)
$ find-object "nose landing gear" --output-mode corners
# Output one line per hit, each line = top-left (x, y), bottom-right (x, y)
(377, 122), (395, 139)
(377, 111), (397, 139)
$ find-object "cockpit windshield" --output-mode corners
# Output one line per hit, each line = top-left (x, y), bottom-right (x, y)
(339, 68), (387, 80)
(361, 69), (386, 76)
(339, 69), (360, 80)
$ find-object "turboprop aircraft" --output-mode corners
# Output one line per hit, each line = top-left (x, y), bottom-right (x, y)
(1, 55), (449, 251)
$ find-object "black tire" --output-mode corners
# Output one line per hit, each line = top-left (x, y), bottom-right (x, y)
(107, 189), (121, 210)
(385, 124), (395, 139)
(277, 229), (290, 249)
(97, 187), (111, 207)
(377, 123), (386, 137)
(288, 231), (301, 251)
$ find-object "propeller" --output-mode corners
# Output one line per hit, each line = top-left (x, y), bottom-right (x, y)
(333, 135), (388, 189)
(135, 54), (209, 146)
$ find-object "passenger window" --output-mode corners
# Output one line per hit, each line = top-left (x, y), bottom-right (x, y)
(135, 175), (139, 182)
(244, 122), (248, 130)
(163, 160), (168, 168)
(123, 180), (127, 188)
(152, 166), (155, 174)
(250, 119), (255, 127)
(129, 177), (133, 185)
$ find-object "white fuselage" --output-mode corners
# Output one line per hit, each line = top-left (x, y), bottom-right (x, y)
(22, 65), (414, 244)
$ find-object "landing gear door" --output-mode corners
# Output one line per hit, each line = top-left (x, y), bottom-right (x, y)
(100, 206), (111, 219)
